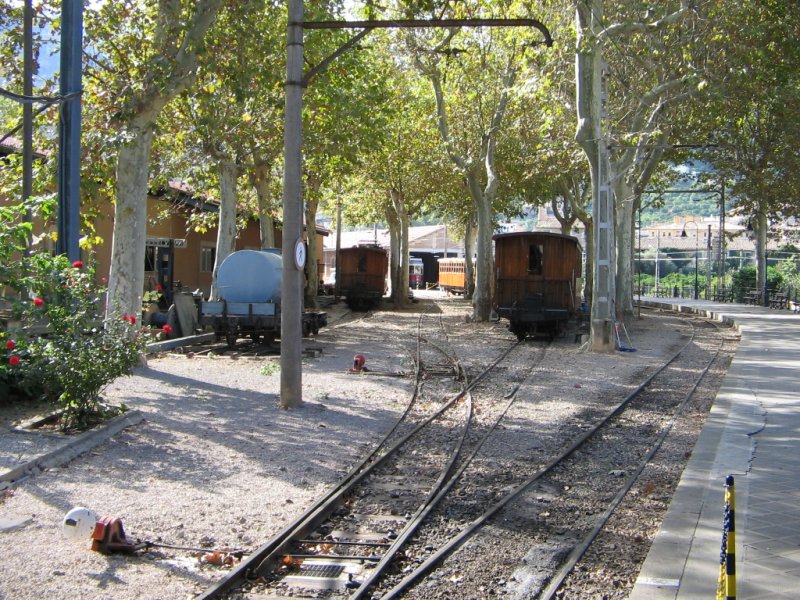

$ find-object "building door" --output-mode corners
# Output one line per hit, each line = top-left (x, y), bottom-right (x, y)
(157, 242), (174, 306)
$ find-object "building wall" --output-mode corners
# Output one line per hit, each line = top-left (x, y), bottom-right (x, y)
(6, 189), (322, 303)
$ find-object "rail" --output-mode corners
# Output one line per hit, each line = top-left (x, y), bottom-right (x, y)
(197, 310), (527, 599)
(382, 317), (725, 599)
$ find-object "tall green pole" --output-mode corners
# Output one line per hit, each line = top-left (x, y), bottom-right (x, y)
(280, 0), (304, 408)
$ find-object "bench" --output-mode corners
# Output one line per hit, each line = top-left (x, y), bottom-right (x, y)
(770, 292), (788, 309)
(712, 289), (732, 302)
(745, 289), (763, 305)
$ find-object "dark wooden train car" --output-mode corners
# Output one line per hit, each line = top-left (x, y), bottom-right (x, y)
(494, 231), (582, 340)
(337, 245), (388, 310)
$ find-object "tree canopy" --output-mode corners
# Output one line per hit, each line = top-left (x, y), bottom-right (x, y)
(1, 0), (798, 327)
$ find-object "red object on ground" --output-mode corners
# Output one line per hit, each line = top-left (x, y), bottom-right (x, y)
(91, 517), (143, 554)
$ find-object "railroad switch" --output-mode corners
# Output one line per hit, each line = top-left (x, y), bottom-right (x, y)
(91, 516), (147, 555)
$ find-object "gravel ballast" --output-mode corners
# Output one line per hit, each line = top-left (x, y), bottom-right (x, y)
(0, 297), (734, 599)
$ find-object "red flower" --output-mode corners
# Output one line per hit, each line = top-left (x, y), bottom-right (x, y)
(33, 297), (44, 307)
(155, 284), (163, 291)
(5, 340), (15, 351)
(8, 355), (20, 366)
(72, 260), (84, 268)
(162, 325), (173, 335)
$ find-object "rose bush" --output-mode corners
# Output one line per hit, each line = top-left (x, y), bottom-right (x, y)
(1, 198), (152, 430)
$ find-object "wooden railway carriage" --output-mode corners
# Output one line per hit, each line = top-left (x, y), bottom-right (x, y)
(337, 245), (388, 310)
(494, 231), (582, 340)
(409, 257), (424, 289)
(438, 257), (472, 295)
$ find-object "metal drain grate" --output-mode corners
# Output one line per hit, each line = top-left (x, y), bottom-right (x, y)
(298, 564), (346, 578)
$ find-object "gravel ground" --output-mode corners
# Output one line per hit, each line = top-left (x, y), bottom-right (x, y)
(0, 293), (734, 599)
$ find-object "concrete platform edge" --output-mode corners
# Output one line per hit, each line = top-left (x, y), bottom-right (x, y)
(630, 299), (761, 598)
(0, 410), (145, 489)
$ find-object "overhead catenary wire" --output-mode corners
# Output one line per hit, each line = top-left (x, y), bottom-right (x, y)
(0, 88), (81, 146)
(0, 86), (80, 105)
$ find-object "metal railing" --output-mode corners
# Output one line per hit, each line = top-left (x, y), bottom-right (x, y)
(637, 283), (799, 311)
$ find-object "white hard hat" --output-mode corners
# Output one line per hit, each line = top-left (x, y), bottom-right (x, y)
(62, 507), (99, 543)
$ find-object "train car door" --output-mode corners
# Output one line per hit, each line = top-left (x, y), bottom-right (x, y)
(157, 243), (174, 305)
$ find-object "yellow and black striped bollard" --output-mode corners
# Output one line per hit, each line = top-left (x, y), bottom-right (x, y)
(717, 475), (736, 600)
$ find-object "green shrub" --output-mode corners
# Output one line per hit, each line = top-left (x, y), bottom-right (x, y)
(1, 199), (152, 430)
(729, 265), (786, 302)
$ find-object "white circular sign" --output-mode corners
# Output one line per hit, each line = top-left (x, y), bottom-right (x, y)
(294, 239), (306, 270)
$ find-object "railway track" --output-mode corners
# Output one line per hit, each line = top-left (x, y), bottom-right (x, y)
(377, 315), (734, 599)
(197, 304), (546, 599)
(0, 298), (740, 600)
(183, 303), (733, 599)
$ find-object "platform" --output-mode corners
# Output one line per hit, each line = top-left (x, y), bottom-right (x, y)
(630, 297), (800, 599)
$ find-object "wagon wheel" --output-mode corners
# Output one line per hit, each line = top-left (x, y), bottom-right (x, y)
(226, 331), (237, 348)
(510, 322), (527, 341)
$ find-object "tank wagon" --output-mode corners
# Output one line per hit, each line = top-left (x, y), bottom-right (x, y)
(200, 249), (327, 347)
(437, 257), (474, 295)
(494, 231), (582, 340)
(337, 245), (388, 310)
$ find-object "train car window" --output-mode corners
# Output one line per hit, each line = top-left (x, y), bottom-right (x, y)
(528, 244), (543, 274)
(358, 254), (367, 273)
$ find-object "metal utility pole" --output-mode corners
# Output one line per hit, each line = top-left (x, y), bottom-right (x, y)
(681, 220), (701, 299)
(718, 181), (726, 287)
(655, 231), (661, 295)
(592, 136), (615, 350)
(23, 0), (33, 243)
(276, 13), (552, 408)
(56, 0), (83, 261)
(334, 199), (342, 299)
(280, 0), (305, 409)
(706, 223), (712, 298)
(592, 52), (615, 350)
(576, 1), (615, 352)
(693, 230), (699, 299)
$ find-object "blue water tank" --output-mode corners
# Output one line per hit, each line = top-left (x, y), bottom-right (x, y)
(216, 250), (282, 303)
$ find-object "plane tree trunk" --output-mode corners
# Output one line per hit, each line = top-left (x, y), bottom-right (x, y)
(105, 0), (222, 317)
(209, 158), (239, 300)
(250, 149), (277, 249)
